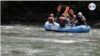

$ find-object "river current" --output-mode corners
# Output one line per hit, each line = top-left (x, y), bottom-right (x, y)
(1, 25), (100, 56)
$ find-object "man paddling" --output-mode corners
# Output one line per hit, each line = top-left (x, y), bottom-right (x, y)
(74, 12), (87, 26)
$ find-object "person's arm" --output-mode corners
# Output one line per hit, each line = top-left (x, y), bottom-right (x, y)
(65, 19), (69, 26)
(74, 17), (78, 21)
(53, 18), (54, 23)
(54, 17), (57, 22)
(71, 17), (78, 26)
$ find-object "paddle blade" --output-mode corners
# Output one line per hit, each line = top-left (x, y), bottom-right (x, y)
(64, 10), (69, 16)
(57, 5), (61, 12)
(70, 9), (74, 15)
(64, 6), (70, 16)
(66, 7), (69, 12)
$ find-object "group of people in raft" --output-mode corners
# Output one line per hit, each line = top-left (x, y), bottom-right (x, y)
(48, 12), (87, 27)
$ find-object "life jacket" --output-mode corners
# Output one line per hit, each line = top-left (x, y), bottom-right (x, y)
(59, 17), (65, 23)
(48, 17), (53, 23)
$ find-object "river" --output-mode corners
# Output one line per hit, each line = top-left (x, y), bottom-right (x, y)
(1, 25), (100, 56)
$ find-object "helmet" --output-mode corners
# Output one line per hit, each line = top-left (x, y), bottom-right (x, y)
(78, 12), (82, 16)
(62, 13), (66, 17)
(50, 14), (54, 17)
(73, 15), (76, 18)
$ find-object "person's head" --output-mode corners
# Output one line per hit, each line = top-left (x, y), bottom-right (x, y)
(73, 15), (76, 19)
(50, 14), (54, 17)
(62, 13), (66, 17)
(77, 12), (82, 16)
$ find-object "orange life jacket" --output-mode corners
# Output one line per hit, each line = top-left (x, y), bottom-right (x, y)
(59, 17), (65, 23)
(48, 17), (53, 23)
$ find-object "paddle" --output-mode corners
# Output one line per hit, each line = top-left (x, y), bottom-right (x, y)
(64, 6), (69, 17)
(64, 7), (75, 26)
(70, 9), (74, 16)
(57, 5), (61, 13)
(69, 9), (77, 26)
(68, 9), (74, 20)
(55, 5), (61, 22)
(64, 7), (74, 20)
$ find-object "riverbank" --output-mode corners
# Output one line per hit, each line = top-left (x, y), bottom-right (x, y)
(2, 12), (100, 28)
(0, 21), (100, 28)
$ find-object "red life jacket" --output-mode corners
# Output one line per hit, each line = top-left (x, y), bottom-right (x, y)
(59, 17), (65, 23)
(48, 17), (53, 23)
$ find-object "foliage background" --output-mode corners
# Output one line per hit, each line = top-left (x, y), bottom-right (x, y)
(1, 1), (100, 26)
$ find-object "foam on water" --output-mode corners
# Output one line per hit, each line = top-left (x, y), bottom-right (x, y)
(24, 28), (31, 30)
(8, 37), (95, 44)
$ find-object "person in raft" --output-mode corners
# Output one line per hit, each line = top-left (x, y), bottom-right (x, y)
(74, 12), (87, 26)
(59, 13), (69, 27)
(48, 13), (55, 25)
(70, 15), (78, 26)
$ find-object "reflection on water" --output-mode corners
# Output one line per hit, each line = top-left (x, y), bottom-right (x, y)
(1, 25), (100, 56)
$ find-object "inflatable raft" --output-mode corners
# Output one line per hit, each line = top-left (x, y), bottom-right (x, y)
(44, 21), (91, 33)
